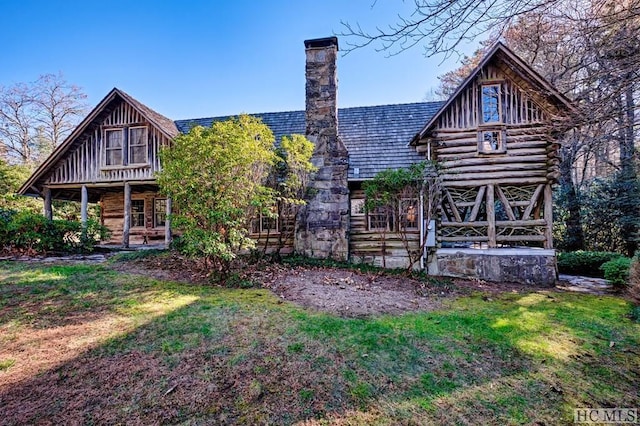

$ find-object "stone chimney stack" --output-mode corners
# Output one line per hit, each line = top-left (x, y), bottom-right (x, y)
(294, 36), (349, 261)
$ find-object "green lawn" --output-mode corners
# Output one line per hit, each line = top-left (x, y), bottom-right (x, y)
(0, 261), (638, 425)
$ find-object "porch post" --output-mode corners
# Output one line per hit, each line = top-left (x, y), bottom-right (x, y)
(43, 187), (53, 220)
(486, 184), (496, 248)
(80, 185), (88, 227)
(164, 197), (172, 246)
(544, 184), (553, 249)
(123, 182), (131, 248)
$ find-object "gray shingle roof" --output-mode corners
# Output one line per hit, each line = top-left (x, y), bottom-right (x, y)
(174, 101), (444, 180)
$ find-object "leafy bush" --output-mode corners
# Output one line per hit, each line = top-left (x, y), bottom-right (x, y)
(557, 251), (622, 277)
(0, 211), (110, 254)
(600, 257), (631, 288)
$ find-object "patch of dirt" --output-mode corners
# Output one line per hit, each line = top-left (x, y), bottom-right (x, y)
(109, 254), (553, 317)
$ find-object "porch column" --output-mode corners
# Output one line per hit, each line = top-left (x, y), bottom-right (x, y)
(43, 187), (53, 220)
(80, 185), (88, 227)
(486, 184), (496, 248)
(164, 197), (172, 246)
(544, 184), (553, 249)
(123, 182), (131, 248)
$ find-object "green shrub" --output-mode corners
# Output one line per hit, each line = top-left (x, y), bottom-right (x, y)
(0, 211), (110, 254)
(600, 257), (631, 288)
(557, 251), (622, 277)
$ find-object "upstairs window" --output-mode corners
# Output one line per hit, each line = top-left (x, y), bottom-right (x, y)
(129, 127), (148, 164)
(105, 129), (123, 166)
(481, 84), (501, 123)
(103, 126), (148, 167)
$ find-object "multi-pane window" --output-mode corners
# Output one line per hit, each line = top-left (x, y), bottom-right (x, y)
(399, 199), (419, 230)
(154, 198), (166, 227)
(103, 126), (148, 167)
(105, 129), (123, 166)
(131, 200), (145, 227)
(481, 84), (501, 123)
(351, 199), (365, 216)
(251, 206), (279, 233)
(129, 127), (148, 164)
(368, 205), (392, 231)
(478, 130), (505, 154)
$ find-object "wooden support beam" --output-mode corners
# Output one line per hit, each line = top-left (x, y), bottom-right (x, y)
(544, 184), (553, 249)
(495, 186), (516, 221)
(43, 187), (53, 220)
(468, 186), (486, 222)
(486, 184), (496, 248)
(165, 197), (172, 246)
(80, 185), (88, 226)
(444, 189), (462, 222)
(123, 182), (131, 248)
(522, 184), (545, 220)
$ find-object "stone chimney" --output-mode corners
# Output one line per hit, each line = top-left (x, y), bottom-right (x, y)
(294, 36), (349, 261)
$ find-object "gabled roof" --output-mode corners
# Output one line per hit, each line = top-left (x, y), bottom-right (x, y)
(411, 42), (577, 144)
(18, 88), (178, 196)
(176, 101), (443, 180)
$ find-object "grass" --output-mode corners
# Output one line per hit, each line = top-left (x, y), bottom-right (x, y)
(1, 261), (639, 425)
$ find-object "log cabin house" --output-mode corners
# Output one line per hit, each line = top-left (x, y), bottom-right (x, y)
(18, 37), (574, 285)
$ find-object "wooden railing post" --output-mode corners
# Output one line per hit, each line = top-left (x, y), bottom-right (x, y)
(123, 182), (131, 248)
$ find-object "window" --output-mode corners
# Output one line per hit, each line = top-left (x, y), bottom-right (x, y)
(481, 84), (501, 123)
(128, 127), (148, 164)
(154, 198), (166, 227)
(350, 199), (365, 216)
(105, 129), (123, 166)
(251, 206), (279, 234)
(131, 200), (145, 227)
(399, 199), (419, 230)
(103, 126), (148, 167)
(368, 205), (393, 231)
(478, 130), (505, 154)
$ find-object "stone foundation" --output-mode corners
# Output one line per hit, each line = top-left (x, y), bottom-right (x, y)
(431, 248), (557, 286)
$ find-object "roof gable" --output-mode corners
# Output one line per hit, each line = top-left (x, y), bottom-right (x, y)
(411, 42), (576, 144)
(19, 88), (178, 196)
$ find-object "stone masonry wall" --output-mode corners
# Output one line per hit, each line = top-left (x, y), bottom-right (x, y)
(294, 37), (350, 261)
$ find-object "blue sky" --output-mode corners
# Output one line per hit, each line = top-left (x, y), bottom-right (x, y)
(1, 1), (478, 120)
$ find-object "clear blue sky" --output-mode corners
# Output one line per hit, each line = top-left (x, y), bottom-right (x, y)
(1, 0), (477, 120)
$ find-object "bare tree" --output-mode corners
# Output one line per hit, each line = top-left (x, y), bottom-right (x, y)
(0, 73), (87, 167)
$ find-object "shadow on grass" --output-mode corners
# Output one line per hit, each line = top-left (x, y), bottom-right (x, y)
(0, 262), (638, 425)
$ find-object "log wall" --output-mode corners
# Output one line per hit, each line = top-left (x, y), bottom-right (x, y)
(349, 190), (420, 269)
(416, 63), (559, 250)
(101, 190), (167, 245)
(47, 101), (170, 185)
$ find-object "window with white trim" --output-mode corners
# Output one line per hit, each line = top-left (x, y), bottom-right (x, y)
(368, 205), (393, 231)
(478, 129), (506, 154)
(251, 206), (279, 234)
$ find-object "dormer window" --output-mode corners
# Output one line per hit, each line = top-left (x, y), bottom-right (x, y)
(481, 84), (501, 123)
